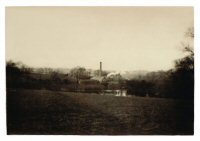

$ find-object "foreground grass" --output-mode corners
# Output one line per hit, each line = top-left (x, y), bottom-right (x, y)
(7, 89), (193, 135)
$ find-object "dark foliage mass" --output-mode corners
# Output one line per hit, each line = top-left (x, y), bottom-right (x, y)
(126, 61), (194, 99)
(127, 80), (155, 97)
(6, 61), (75, 91)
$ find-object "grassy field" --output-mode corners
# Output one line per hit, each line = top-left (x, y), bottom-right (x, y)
(7, 89), (193, 135)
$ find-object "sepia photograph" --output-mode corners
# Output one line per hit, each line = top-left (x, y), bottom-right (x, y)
(6, 7), (194, 135)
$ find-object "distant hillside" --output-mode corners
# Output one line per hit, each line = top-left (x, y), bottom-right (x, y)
(54, 68), (71, 74)
(120, 70), (149, 80)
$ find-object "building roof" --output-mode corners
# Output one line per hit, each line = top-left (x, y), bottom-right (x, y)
(91, 76), (105, 82)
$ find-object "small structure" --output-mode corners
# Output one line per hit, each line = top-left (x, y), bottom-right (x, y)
(91, 61), (105, 82)
(115, 89), (127, 97)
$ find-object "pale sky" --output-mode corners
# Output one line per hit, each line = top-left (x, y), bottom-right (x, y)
(6, 7), (193, 71)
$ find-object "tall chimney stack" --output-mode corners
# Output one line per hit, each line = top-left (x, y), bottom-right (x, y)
(100, 61), (102, 76)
